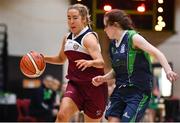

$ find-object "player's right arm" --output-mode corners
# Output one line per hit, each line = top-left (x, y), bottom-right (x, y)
(44, 36), (67, 65)
(132, 33), (178, 82)
(92, 69), (116, 86)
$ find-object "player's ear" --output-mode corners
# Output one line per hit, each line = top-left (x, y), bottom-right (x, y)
(82, 16), (87, 25)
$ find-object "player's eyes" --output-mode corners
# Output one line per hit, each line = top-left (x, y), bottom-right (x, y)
(73, 17), (78, 19)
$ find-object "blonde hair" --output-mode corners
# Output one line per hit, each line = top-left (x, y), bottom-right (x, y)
(68, 4), (91, 28)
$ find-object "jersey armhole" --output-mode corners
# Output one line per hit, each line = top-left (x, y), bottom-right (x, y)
(81, 32), (101, 51)
(128, 30), (138, 50)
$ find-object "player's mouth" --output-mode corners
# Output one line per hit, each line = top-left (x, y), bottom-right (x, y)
(71, 26), (76, 29)
(70, 26), (77, 32)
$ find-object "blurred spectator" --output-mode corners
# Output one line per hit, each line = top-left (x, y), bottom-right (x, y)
(29, 75), (61, 121)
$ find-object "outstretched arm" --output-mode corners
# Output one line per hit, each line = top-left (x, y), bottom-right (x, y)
(92, 69), (116, 86)
(132, 34), (179, 82)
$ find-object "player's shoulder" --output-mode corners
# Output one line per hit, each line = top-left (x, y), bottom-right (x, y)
(127, 30), (138, 37)
(83, 31), (99, 41)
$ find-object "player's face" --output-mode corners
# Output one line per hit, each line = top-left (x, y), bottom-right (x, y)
(103, 17), (115, 40)
(67, 9), (86, 35)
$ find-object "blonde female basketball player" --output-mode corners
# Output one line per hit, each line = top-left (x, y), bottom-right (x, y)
(44, 4), (108, 122)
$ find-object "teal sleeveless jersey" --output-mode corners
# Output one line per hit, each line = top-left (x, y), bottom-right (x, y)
(109, 30), (153, 91)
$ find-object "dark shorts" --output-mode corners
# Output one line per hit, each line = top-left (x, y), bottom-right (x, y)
(64, 80), (108, 119)
(105, 85), (151, 122)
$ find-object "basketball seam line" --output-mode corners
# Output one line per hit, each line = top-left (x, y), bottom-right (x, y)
(21, 60), (35, 74)
(27, 53), (41, 75)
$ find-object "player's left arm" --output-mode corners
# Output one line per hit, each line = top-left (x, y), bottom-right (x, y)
(75, 33), (104, 71)
(132, 33), (178, 82)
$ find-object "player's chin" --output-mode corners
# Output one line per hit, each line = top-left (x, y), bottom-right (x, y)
(70, 28), (77, 34)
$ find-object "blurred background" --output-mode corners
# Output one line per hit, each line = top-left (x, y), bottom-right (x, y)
(0, 0), (180, 122)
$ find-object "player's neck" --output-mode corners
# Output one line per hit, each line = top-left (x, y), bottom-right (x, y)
(115, 29), (125, 40)
(115, 30), (127, 47)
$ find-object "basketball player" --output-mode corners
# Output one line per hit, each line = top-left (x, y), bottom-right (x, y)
(92, 9), (179, 122)
(44, 4), (108, 122)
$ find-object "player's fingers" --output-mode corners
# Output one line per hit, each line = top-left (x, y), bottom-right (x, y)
(92, 82), (96, 86)
(172, 73), (179, 82)
(77, 63), (83, 69)
(92, 77), (98, 82)
(40, 53), (44, 58)
(167, 74), (174, 82)
(75, 60), (83, 68)
(167, 72), (178, 82)
(81, 66), (87, 71)
(75, 61), (81, 67)
(92, 81), (99, 86)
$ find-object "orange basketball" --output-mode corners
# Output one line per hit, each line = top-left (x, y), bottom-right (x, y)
(20, 51), (46, 78)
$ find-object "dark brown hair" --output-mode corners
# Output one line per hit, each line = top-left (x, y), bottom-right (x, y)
(104, 9), (134, 30)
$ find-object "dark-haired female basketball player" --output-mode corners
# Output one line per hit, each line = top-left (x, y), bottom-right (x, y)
(92, 9), (178, 122)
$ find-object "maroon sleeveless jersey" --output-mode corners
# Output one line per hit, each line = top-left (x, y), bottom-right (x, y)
(64, 27), (104, 84)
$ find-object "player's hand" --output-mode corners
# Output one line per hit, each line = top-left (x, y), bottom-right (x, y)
(166, 70), (179, 82)
(92, 76), (105, 86)
(75, 59), (92, 71)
